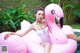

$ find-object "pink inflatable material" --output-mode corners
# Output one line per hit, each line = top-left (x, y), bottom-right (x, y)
(22, 30), (44, 53)
(0, 32), (27, 53)
(21, 20), (31, 30)
(45, 4), (77, 53)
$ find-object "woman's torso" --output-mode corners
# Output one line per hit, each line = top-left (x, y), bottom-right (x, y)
(32, 22), (51, 42)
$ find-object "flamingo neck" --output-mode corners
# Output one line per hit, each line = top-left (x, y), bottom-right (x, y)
(47, 20), (59, 33)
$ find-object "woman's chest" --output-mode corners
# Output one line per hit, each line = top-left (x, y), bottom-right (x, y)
(36, 24), (46, 30)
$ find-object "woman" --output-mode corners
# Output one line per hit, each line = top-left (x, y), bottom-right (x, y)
(4, 6), (51, 53)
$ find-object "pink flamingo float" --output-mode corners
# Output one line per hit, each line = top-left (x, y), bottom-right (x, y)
(0, 3), (77, 53)
(45, 3), (77, 53)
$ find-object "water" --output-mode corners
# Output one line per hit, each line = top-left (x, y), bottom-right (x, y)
(74, 29), (80, 53)
(76, 41), (80, 53)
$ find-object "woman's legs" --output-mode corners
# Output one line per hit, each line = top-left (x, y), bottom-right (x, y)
(40, 42), (51, 53)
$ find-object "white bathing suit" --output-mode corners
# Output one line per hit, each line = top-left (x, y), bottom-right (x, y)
(33, 23), (51, 42)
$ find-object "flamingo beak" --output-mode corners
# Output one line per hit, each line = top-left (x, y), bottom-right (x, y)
(60, 17), (63, 28)
(51, 10), (63, 28)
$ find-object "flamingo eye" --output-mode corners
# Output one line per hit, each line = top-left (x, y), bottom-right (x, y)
(51, 10), (55, 14)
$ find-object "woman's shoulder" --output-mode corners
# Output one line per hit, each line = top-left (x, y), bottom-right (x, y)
(43, 21), (47, 27)
(30, 23), (37, 30)
(30, 24), (35, 28)
(31, 22), (36, 27)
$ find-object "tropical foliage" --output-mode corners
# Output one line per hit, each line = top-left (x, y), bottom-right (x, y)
(0, 4), (35, 32)
(0, 0), (80, 32)
(0, 0), (49, 32)
(49, 0), (80, 24)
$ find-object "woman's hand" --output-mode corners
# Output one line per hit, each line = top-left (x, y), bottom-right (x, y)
(4, 32), (15, 40)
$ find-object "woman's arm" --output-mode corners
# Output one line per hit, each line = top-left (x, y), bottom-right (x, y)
(4, 24), (36, 40)
(67, 34), (80, 41)
(15, 24), (36, 37)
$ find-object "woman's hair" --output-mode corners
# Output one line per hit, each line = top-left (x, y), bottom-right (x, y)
(34, 6), (44, 14)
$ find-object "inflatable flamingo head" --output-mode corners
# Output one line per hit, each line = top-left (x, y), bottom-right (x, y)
(45, 3), (64, 28)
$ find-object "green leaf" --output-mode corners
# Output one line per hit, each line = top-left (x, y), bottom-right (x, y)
(49, 0), (54, 3)
(73, 10), (80, 16)
(8, 20), (16, 30)
(63, 4), (75, 10)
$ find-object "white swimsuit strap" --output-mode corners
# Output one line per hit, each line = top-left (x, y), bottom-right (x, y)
(32, 22), (38, 30)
